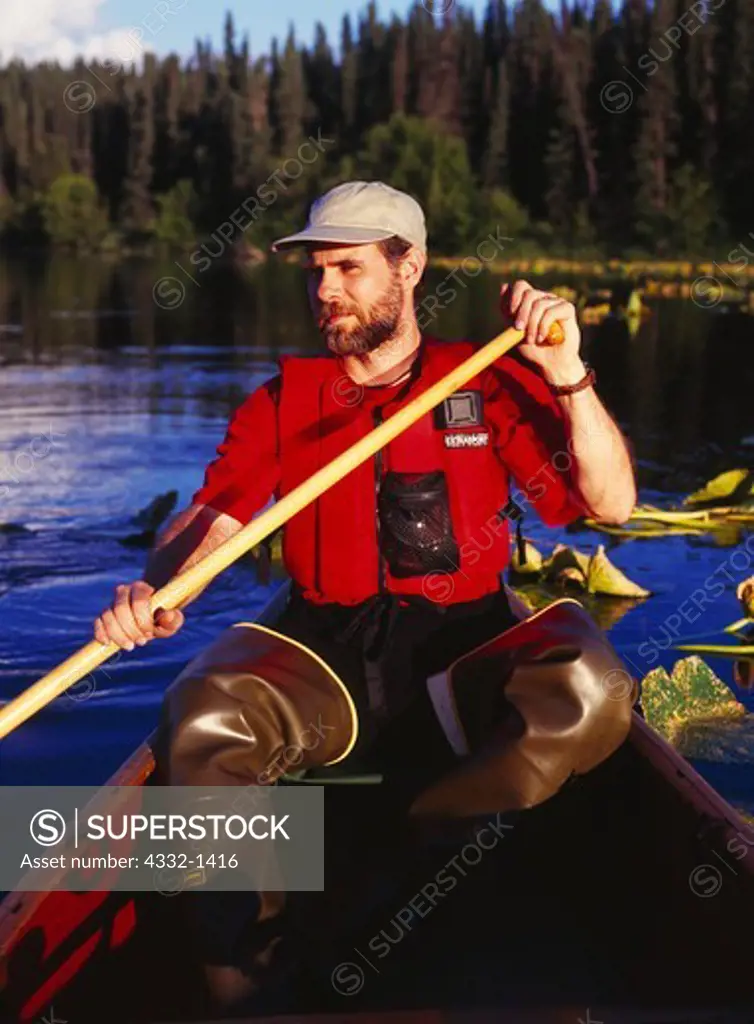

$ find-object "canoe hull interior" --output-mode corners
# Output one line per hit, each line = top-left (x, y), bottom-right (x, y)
(2, 587), (754, 1022)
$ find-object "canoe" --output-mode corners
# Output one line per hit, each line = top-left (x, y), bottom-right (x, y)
(2, 581), (754, 1024)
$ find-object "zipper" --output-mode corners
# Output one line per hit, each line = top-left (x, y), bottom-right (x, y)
(373, 406), (386, 594)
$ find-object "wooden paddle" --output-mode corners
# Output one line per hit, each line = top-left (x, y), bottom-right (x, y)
(0, 322), (564, 740)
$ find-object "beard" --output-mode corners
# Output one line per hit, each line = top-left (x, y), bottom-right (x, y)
(319, 272), (404, 356)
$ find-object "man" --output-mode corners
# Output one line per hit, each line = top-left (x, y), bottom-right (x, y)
(93, 180), (636, 1007)
(94, 180), (634, 667)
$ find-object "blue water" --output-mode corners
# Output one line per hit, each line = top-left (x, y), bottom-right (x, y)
(0, 257), (753, 814)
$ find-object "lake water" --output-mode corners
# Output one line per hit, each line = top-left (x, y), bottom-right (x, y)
(0, 253), (753, 809)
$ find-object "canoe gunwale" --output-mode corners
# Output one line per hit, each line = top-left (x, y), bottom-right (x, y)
(629, 713), (754, 876)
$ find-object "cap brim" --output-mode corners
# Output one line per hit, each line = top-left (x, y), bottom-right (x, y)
(270, 225), (396, 252)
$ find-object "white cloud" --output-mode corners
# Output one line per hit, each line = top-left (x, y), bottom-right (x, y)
(0, 0), (159, 66)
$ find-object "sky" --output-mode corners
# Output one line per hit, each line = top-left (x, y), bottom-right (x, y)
(0, 0), (497, 67)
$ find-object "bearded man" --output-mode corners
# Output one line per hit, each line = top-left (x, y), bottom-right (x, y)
(94, 180), (634, 660)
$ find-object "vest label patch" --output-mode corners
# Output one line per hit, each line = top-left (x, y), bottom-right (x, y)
(444, 431), (490, 449)
(434, 390), (483, 429)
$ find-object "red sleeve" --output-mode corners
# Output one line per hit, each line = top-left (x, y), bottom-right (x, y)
(482, 354), (584, 527)
(191, 376), (281, 524)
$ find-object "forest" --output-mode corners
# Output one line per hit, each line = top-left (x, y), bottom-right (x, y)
(0, 0), (751, 258)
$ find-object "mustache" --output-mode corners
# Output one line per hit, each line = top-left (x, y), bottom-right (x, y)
(319, 303), (359, 323)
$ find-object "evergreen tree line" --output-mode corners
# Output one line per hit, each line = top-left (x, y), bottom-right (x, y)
(0, 0), (752, 257)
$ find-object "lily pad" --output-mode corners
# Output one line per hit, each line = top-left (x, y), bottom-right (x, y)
(726, 617), (754, 635)
(675, 642), (754, 656)
(586, 544), (651, 597)
(583, 518), (709, 539)
(642, 656), (748, 759)
(684, 469), (754, 508)
(585, 499), (751, 542)
(512, 542), (650, 599)
(630, 506), (731, 529)
(510, 540), (544, 575)
(542, 543), (589, 587)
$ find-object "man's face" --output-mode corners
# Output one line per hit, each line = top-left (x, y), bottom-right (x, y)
(304, 243), (405, 356)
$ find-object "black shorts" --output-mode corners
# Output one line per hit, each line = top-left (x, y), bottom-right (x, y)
(273, 585), (519, 781)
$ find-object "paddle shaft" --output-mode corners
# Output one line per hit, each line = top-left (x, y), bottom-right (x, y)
(0, 323), (563, 739)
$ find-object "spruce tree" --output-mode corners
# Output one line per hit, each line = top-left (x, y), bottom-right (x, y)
(340, 16), (358, 148)
(269, 28), (305, 156)
(120, 83), (155, 231)
(632, 0), (679, 252)
(304, 23), (339, 137)
(482, 59), (509, 188)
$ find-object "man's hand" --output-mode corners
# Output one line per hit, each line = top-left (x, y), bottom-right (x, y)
(91, 505), (241, 651)
(94, 581), (185, 651)
(500, 280), (586, 387)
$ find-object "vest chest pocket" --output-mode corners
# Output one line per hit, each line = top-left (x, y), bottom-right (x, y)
(377, 470), (460, 578)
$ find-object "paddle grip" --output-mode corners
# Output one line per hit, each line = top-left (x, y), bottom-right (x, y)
(541, 322), (566, 346)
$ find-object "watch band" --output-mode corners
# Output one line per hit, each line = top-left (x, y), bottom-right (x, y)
(548, 365), (596, 397)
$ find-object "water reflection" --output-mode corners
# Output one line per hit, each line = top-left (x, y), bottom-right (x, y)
(1, 253), (751, 472)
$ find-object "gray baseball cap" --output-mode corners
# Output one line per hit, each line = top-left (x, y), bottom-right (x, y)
(271, 180), (427, 254)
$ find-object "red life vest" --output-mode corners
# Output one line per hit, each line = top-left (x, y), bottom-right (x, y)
(277, 337), (513, 606)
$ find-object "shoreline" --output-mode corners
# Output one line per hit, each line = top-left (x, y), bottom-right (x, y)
(2, 245), (753, 291)
(427, 255), (754, 284)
